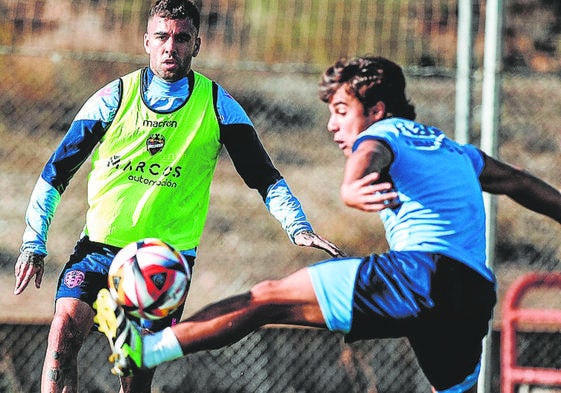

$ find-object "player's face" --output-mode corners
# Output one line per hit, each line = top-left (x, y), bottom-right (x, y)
(144, 15), (201, 82)
(327, 86), (379, 158)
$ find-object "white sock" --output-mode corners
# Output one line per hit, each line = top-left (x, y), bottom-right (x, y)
(143, 327), (184, 368)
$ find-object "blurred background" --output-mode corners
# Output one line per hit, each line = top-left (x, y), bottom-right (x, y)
(0, 0), (560, 392)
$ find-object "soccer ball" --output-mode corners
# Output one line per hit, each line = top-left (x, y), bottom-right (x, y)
(108, 238), (191, 320)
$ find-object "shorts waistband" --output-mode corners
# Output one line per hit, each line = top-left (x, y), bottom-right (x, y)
(79, 236), (122, 255)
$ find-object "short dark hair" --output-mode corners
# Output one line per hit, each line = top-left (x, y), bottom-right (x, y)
(149, 0), (200, 32)
(319, 56), (416, 120)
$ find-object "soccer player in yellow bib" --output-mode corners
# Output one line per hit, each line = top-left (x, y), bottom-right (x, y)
(13, 1), (342, 392)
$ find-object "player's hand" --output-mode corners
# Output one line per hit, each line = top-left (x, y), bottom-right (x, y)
(294, 230), (346, 257)
(14, 251), (45, 295)
(341, 172), (400, 212)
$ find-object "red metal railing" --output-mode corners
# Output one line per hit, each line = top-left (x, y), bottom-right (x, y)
(501, 272), (561, 393)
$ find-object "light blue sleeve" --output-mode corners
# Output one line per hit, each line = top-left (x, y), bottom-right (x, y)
(75, 79), (120, 122)
(21, 177), (61, 256)
(215, 85), (253, 126)
(462, 144), (485, 176)
(265, 179), (313, 243)
(22, 80), (120, 256)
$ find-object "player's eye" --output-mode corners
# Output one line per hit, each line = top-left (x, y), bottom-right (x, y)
(175, 34), (191, 43)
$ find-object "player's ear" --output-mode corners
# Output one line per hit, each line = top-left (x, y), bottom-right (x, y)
(193, 37), (201, 57)
(369, 101), (386, 121)
(144, 32), (150, 54)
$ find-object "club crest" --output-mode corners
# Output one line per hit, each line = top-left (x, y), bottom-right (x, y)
(146, 134), (165, 155)
(64, 270), (85, 288)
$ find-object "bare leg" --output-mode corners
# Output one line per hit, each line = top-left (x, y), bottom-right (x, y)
(171, 267), (326, 354)
(41, 298), (93, 393)
(42, 297), (155, 393)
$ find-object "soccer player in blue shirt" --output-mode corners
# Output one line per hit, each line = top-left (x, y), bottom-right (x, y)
(95, 56), (561, 393)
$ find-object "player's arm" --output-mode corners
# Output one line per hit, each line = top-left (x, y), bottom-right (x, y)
(15, 81), (118, 295)
(341, 138), (399, 212)
(478, 152), (561, 224)
(217, 87), (342, 256)
(14, 177), (60, 294)
(220, 122), (342, 256)
(15, 120), (105, 295)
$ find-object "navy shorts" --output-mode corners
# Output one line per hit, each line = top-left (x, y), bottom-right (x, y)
(55, 236), (195, 331)
(309, 251), (496, 392)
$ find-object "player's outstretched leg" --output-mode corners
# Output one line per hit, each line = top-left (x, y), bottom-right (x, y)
(94, 288), (144, 376)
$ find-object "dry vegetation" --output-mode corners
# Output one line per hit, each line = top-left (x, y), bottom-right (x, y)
(0, 56), (559, 325)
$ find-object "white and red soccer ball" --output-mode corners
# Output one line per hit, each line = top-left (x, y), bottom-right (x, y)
(108, 238), (191, 320)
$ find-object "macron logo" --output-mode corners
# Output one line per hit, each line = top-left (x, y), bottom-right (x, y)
(142, 119), (178, 128)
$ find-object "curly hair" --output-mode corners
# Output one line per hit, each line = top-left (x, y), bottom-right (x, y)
(319, 56), (416, 120)
(149, 0), (200, 31)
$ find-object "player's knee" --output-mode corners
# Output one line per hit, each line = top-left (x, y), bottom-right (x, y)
(249, 279), (284, 304)
(48, 312), (88, 353)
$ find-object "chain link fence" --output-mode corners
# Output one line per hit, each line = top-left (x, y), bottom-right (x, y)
(1, 325), (560, 393)
(1, 0), (561, 392)
(1, 324), (435, 393)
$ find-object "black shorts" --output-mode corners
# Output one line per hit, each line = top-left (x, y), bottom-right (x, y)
(347, 254), (496, 391)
